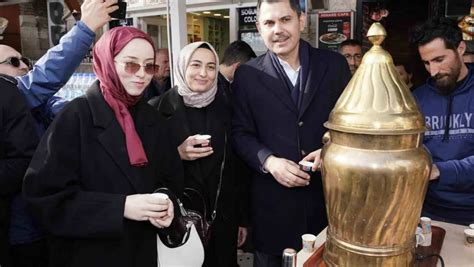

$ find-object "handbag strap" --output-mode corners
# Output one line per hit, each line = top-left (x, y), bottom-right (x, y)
(211, 129), (226, 221)
(175, 197), (194, 246)
(184, 128), (226, 223)
(153, 187), (193, 248)
(183, 188), (208, 218)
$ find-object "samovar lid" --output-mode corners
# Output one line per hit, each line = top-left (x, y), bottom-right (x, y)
(325, 23), (427, 135)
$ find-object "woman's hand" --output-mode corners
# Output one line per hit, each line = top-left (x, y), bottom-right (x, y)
(177, 135), (213, 160)
(149, 199), (174, 229)
(124, 194), (170, 221)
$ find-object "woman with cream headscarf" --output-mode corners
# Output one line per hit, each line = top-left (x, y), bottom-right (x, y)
(23, 26), (183, 267)
(150, 42), (248, 267)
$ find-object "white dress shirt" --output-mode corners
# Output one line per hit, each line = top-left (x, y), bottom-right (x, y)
(278, 57), (301, 86)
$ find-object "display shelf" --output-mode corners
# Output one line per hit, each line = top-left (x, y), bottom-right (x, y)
(203, 17), (228, 55)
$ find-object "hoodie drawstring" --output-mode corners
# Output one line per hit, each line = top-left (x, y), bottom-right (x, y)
(442, 94), (453, 142)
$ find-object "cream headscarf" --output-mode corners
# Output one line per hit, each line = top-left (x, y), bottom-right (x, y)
(175, 42), (219, 108)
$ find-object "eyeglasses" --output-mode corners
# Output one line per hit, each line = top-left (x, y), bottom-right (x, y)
(343, 54), (363, 61)
(0, 57), (31, 69)
(114, 61), (159, 75)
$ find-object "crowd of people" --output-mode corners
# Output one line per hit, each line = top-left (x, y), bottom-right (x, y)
(0, 0), (473, 266)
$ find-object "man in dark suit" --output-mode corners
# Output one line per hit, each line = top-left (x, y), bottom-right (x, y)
(0, 74), (38, 267)
(218, 40), (256, 250)
(218, 40), (257, 115)
(219, 40), (257, 87)
(143, 48), (172, 101)
(231, 0), (350, 266)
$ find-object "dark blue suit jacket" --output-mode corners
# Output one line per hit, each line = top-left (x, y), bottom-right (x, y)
(231, 44), (350, 255)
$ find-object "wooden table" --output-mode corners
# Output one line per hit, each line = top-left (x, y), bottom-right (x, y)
(298, 221), (474, 267)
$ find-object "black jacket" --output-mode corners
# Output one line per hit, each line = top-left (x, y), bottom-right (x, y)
(0, 74), (38, 267)
(149, 86), (249, 267)
(23, 83), (183, 267)
(143, 78), (172, 101)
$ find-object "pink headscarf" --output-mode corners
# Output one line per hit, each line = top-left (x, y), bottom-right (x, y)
(93, 27), (155, 167)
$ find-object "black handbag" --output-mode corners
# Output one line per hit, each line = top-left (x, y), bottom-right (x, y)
(156, 132), (226, 249)
(154, 187), (216, 249)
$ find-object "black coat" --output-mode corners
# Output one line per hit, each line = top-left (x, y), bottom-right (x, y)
(149, 86), (248, 267)
(143, 78), (172, 101)
(23, 83), (183, 267)
(0, 74), (38, 267)
(232, 44), (351, 255)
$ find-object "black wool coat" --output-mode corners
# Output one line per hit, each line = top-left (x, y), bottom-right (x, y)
(23, 83), (183, 267)
(232, 43), (351, 255)
(149, 86), (249, 267)
(0, 74), (38, 267)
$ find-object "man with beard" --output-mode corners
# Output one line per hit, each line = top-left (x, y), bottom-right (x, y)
(410, 17), (474, 225)
(231, 0), (350, 265)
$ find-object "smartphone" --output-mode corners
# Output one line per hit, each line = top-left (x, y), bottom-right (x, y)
(110, 1), (127, 20)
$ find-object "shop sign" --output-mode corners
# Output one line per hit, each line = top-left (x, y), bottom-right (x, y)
(316, 11), (354, 52)
(238, 7), (257, 27)
(47, 0), (66, 46)
(238, 1), (304, 27)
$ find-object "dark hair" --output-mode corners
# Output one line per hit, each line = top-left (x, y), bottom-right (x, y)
(198, 43), (213, 51)
(338, 39), (362, 51)
(410, 17), (462, 51)
(257, 0), (302, 17)
(221, 41), (257, 66)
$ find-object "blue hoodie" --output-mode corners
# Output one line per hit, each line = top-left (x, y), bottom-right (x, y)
(413, 66), (474, 225)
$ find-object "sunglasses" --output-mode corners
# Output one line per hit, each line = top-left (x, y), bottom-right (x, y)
(0, 57), (31, 68)
(115, 61), (159, 75)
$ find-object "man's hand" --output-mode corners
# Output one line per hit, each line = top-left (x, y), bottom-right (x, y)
(81, 0), (119, 32)
(263, 155), (310, 187)
(237, 227), (248, 247)
(430, 164), (440, 180)
(302, 149), (322, 172)
(177, 135), (213, 161)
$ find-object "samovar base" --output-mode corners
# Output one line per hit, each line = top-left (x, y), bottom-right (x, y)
(323, 234), (415, 267)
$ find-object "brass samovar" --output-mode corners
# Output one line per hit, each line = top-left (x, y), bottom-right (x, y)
(321, 23), (432, 266)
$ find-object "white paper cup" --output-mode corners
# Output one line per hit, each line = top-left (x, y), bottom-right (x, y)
(464, 229), (474, 247)
(299, 160), (313, 172)
(195, 134), (211, 147)
(469, 224), (474, 230)
(302, 234), (317, 252)
(415, 227), (426, 247)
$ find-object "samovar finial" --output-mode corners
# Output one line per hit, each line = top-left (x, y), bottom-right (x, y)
(324, 22), (426, 135)
(367, 22), (387, 46)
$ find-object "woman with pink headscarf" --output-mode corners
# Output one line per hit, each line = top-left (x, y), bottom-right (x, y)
(23, 27), (183, 267)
